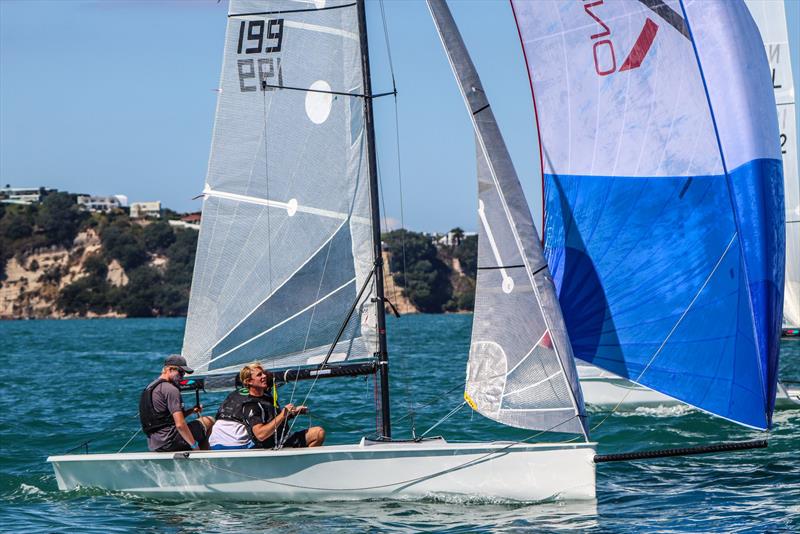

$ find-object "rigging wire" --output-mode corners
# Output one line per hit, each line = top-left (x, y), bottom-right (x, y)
(419, 401), (466, 439)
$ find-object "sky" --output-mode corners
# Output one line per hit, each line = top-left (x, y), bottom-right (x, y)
(1, 0), (799, 233)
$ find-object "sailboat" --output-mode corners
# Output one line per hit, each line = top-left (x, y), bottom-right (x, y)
(47, 0), (596, 502)
(574, 0), (800, 409)
(744, 0), (799, 337)
(514, 0), (785, 430)
(47, 0), (781, 502)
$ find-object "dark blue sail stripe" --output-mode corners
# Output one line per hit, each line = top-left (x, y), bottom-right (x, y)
(544, 158), (784, 429)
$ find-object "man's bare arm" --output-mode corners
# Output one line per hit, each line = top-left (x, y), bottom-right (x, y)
(172, 411), (197, 447)
(250, 405), (305, 442)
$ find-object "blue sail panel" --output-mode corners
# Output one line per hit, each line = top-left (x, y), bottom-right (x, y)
(513, 0), (784, 428)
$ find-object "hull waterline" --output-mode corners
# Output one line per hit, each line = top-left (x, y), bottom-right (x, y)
(48, 439), (596, 503)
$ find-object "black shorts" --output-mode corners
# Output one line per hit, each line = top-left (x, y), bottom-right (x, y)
(157, 420), (207, 452)
(262, 428), (308, 449)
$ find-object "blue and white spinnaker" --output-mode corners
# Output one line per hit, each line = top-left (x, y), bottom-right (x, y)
(512, 0), (784, 429)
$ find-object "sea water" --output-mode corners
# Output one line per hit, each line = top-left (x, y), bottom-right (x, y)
(1, 315), (798, 532)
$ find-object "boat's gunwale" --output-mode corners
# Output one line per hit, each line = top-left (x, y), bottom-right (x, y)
(47, 440), (597, 463)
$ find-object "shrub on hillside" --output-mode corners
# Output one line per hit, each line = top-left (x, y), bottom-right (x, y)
(143, 221), (176, 253)
(382, 229), (452, 313)
(101, 223), (148, 270)
(36, 192), (87, 247)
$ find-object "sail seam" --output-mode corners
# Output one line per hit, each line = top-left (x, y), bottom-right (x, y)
(505, 329), (549, 377)
(502, 370), (564, 399)
(201, 276), (358, 371)
(283, 20), (357, 41)
(229, 3), (356, 17)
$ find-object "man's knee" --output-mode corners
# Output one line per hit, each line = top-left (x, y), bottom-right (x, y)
(200, 416), (215, 431)
(308, 426), (325, 446)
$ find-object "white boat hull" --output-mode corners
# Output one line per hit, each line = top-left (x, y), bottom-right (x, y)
(48, 439), (597, 503)
(578, 364), (800, 410)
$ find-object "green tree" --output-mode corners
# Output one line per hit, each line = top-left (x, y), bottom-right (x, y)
(382, 229), (452, 313)
(143, 221), (176, 253)
(101, 223), (148, 270)
(450, 227), (465, 247)
(36, 192), (87, 247)
(453, 234), (477, 279)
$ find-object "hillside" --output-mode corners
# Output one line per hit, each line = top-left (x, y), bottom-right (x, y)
(0, 196), (476, 319)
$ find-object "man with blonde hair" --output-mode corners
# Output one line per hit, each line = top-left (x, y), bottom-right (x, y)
(209, 363), (325, 450)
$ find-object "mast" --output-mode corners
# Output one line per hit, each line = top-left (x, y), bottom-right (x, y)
(357, 0), (391, 439)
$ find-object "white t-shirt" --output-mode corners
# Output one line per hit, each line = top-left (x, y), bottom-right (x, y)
(208, 419), (251, 448)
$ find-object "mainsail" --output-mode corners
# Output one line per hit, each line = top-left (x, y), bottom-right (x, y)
(745, 0), (799, 331)
(428, 0), (587, 436)
(513, 0), (784, 429)
(182, 0), (377, 376)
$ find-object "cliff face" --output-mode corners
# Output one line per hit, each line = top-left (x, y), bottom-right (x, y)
(1, 229), (114, 318)
(0, 229), (158, 319)
(0, 227), (475, 319)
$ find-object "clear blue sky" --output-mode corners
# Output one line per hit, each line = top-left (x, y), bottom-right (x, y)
(1, 0), (799, 233)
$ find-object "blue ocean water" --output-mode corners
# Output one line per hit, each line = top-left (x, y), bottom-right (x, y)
(1, 315), (798, 532)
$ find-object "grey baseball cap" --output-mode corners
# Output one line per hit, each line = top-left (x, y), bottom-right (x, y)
(164, 354), (194, 374)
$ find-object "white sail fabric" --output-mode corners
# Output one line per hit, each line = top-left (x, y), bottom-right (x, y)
(182, 0), (377, 375)
(427, 0), (587, 436)
(745, 0), (799, 329)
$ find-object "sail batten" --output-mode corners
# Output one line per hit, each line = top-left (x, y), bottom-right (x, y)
(183, 0), (377, 375)
(514, 0), (784, 429)
(428, 0), (587, 437)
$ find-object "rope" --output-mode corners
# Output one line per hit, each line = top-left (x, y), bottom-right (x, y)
(117, 427), (141, 454)
(419, 401), (465, 438)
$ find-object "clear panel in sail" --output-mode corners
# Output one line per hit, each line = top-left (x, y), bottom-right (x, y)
(745, 0), (800, 330)
(513, 0), (784, 429)
(427, 0), (587, 436)
(183, 0), (376, 375)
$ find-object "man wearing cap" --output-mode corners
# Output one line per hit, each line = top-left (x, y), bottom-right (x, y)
(139, 355), (215, 452)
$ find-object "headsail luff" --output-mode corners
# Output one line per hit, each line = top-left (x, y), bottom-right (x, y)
(428, 0), (588, 437)
(745, 0), (800, 331)
(182, 0), (377, 376)
(513, 0), (784, 429)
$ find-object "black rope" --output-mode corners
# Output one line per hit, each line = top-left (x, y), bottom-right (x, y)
(261, 83), (395, 99)
(477, 264), (525, 270)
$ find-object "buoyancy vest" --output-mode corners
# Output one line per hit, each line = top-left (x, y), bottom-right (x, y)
(215, 389), (252, 423)
(216, 389), (280, 447)
(139, 379), (177, 436)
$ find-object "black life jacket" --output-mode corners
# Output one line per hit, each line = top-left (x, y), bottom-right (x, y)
(139, 379), (177, 436)
(215, 389), (253, 423)
(216, 389), (279, 447)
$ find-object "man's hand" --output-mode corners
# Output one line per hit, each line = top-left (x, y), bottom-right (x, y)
(192, 404), (203, 415)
